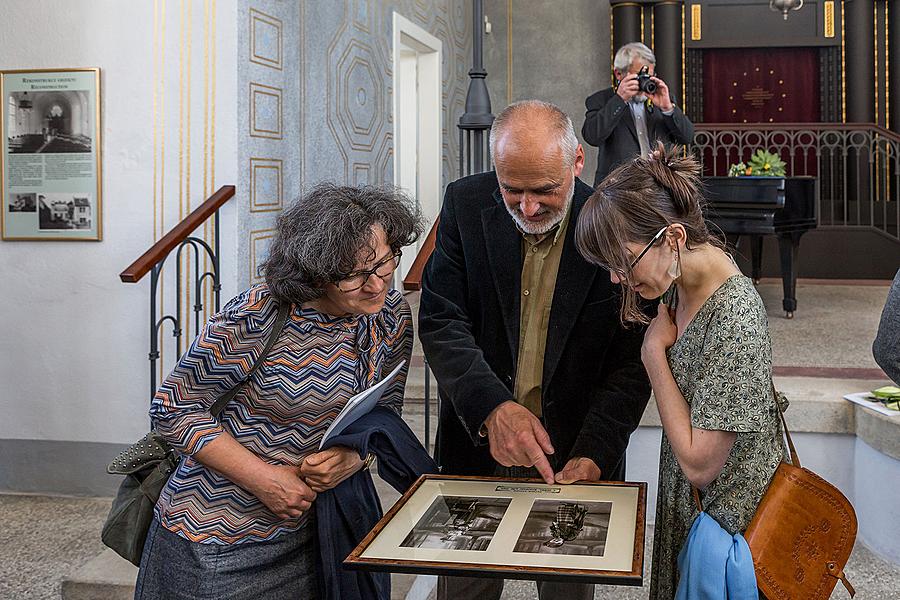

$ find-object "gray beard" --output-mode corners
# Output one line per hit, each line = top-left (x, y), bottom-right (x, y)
(505, 177), (575, 235)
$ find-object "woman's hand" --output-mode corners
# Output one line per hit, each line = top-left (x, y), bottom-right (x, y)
(249, 463), (317, 520)
(642, 302), (677, 365)
(299, 446), (365, 492)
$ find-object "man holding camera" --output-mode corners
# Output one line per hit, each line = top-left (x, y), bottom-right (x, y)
(582, 42), (694, 187)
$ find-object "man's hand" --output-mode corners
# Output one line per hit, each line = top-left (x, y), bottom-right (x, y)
(299, 446), (365, 493)
(616, 73), (640, 103)
(649, 76), (674, 112)
(554, 457), (602, 484)
(483, 401), (555, 484)
(249, 463), (317, 519)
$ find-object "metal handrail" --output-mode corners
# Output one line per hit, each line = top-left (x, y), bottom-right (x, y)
(120, 185), (235, 399)
(691, 123), (899, 240)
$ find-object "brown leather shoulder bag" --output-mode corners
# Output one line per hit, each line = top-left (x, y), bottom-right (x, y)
(743, 386), (857, 599)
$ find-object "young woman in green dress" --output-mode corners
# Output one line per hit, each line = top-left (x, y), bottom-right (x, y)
(575, 143), (786, 599)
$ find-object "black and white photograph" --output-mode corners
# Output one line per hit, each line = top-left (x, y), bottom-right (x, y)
(349, 476), (645, 584)
(38, 193), (92, 230)
(7, 91), (92, 153)
(513, 499), (612, 557)
(9, 193), (35, 212)
(399, 495), (511, 551)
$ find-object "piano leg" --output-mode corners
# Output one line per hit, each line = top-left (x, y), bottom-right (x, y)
(750, 235), (763, 284)
(776, 231), (803, 318)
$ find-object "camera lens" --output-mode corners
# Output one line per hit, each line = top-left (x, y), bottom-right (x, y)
(640, 78), (657, 94)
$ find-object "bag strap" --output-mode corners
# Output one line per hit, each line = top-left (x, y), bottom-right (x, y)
(771, 380), (801, 468)
(208, 301), (292, 418)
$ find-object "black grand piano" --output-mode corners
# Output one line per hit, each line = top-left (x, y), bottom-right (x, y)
(703, 176), (817, 318)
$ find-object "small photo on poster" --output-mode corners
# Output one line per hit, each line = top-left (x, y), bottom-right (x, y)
(513, 499), (612, 557)
(9, 193), (36, 212)
(38, 193), (92, 230)
(400, 495), (511, 552)
(7, 90), (92, 154)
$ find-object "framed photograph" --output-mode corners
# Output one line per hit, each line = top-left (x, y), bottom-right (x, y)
(345, 475), (647, 585)
(1, 68), (102, 240)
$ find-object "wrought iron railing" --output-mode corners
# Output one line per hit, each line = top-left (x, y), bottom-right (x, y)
(692, 123), (900, 241)
(120, 185), (234, 400)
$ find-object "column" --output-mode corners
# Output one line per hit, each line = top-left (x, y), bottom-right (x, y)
(653, 1), (684, 103)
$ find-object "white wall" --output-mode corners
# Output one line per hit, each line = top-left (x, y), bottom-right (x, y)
(629, 428), (858, 524)
(0, 0), (238, 459)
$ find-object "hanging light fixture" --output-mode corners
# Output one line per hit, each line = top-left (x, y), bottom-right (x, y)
(18, 91), (32, 111)
(770, 0), (804, 20)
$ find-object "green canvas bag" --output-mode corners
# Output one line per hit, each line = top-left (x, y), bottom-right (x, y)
(101, 303), (291, 565)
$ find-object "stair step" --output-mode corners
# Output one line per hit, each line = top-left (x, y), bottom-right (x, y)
(60, 549), (137, 600)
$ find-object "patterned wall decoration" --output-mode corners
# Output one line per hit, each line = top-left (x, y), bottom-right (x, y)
(238, 1), (300, 285)
(301, 0), (473, 191)
(250, 8), (283, 70)
(236, 1), (472, 291)
(249, 228), (277, 283)
(250, 82), (284, 139)
(250, 158), (283, 212)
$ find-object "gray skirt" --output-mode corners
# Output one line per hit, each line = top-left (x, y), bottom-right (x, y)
(134, 517), (319, 600)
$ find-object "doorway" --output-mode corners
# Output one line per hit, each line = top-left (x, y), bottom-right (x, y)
(392, 12), (442, 283)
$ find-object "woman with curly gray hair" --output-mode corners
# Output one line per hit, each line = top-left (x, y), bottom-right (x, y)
(135, 183), (424, 600)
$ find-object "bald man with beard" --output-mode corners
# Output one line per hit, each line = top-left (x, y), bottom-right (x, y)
(419, 100), (651, 599)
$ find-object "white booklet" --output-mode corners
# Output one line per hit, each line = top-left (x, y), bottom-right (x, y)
(843, 392), (900, 417)
(318, 360), (406, 449)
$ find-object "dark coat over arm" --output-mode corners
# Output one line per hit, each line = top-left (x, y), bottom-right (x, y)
(418, 171), (651, 481)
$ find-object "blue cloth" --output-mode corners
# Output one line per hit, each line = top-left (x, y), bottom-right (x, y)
(675, 511), (758, 600)
(316, 407), (439, 600)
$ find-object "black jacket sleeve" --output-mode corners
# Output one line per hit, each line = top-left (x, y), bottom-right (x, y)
(568, 319), (651, 478)
(418, 182), (514, 445)
(582, 90), (628, 147)
(659, 103), (695, 145)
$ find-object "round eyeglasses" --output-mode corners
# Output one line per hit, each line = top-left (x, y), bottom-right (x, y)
(334, 250), (402, 293)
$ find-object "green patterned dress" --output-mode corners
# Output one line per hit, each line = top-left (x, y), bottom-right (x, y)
(649, 275), (787, 600)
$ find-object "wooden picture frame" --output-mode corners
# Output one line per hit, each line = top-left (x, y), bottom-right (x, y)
(1, 68), (102, 241)
(345, 474), (647, 585)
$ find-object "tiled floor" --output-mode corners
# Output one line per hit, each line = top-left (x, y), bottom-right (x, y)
(2, 491), (899, 599)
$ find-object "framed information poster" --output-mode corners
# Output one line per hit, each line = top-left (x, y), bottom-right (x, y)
(1, 68), (102, 240)
(346, 475), (647, 585)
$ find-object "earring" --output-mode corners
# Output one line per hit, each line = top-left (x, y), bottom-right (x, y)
(667, 254), (681, 279)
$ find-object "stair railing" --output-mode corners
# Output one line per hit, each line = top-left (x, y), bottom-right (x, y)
(119, 185), (235, 400)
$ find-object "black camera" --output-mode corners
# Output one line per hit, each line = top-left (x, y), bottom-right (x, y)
(636, 66), (657, 94)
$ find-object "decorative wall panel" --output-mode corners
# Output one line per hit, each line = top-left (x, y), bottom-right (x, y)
(250, 158), (283, 212)
(236, 0), (472, 291)
(250, 8), (283, 70)
(238, 0), (300, 287)
(250, 82), (283, 139)
(249, 228), (276, 283)
(301, 0), (473, 189)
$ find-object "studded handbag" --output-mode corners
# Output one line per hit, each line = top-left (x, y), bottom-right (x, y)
(101, 302), (291, 565)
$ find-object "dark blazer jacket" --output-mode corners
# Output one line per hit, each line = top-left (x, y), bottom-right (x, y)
(582, 87), (695, 187)
(418, 171), (651, 481)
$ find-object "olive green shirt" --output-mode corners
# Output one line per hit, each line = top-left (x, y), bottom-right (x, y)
(514, 208), (571, 417)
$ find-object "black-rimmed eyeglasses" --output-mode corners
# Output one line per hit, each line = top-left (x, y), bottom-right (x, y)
(629, 226), (669, 271)
(334, 250), (402, 293)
